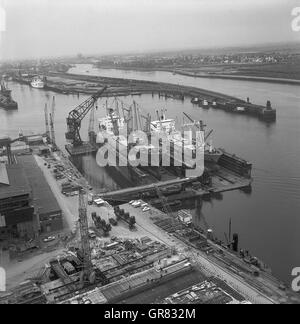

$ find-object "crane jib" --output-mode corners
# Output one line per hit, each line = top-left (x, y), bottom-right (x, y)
(66, 87), (107, 146)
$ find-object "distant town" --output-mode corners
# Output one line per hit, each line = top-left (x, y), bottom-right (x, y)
(1, 44), (300, 82)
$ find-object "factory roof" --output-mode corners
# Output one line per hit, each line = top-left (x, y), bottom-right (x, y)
(17, 155), (61, 216)
(0, 163), (31, 200)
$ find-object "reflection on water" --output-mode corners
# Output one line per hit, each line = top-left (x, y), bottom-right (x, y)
(1, 66), (300, 283)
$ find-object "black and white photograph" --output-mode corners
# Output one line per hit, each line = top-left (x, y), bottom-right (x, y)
(0, 0), (300, 308)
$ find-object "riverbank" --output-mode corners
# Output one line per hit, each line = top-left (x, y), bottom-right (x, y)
(93, 64), (300, 86)
(173, 70), (300, 86)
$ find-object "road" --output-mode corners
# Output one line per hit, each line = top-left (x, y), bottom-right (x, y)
(100, 177), (198, 200)
(34, 155), (79, 232)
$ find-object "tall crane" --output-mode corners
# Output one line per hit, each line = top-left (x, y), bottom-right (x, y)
(66, 87), (107, 147)
(132, 101), (143, 132)
(183, 112), (213, 142)
(78, 189), (95, 286)
(141, 113), (152, 134)
(88, 105), (96, 144)
(50, 96), (56, 149)
(44, 103), (50, 142)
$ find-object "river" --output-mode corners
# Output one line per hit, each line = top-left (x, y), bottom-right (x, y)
(1, 64), (299, 284)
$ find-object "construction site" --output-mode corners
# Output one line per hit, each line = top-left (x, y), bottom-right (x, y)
(0, 86), (299, 305)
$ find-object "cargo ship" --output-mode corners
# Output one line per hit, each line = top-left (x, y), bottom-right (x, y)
(96, 104), (222, 185)
(0, 78), (18, 110)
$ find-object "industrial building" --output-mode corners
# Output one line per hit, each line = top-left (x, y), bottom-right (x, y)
(0, 163), (36, 242)
(0, 150), (63, 247)
(17, 155), (63, 234)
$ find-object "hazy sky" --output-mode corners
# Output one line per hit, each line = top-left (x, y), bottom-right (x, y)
(0, 0), (299, 60)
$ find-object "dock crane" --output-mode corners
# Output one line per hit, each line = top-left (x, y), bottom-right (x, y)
(44, 103), (50, 142)
(49, 96), (57, 149)
(183, 112), (213, 142)
(88, 104), (97, 144)
(78, 188), (95, 286)
(66, 87), (107, 147)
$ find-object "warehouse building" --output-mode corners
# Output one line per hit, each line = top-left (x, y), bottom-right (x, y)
(17, 155), (63, 234)
(0, 163), (37, 242)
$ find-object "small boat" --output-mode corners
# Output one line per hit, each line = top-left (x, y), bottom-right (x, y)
(211, 100), (218, 108)
(233, 106), (246, 113)
(199, 99), (210, 109)
(191, 97), (200, 104)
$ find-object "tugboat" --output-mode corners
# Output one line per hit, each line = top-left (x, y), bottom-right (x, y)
(0, 78), (18, 110)
(199, 99), (210, 109)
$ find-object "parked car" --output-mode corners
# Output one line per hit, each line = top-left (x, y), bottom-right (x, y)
(132, 201), (141, 208)
(43, 236), (56, 243)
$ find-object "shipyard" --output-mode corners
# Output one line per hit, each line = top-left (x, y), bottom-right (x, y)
(0, 0), (300, 308)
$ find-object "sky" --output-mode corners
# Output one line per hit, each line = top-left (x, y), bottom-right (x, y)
(0, 0), (299, 60)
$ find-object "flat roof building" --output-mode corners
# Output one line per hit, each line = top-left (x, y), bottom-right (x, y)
(0, 163), (36, 242)
(17, 155), (63, 234)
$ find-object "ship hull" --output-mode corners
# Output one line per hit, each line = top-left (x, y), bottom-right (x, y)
(30, 83), (45, 89)
(0, 97), (18, 110)
(204, 152), (222, 164)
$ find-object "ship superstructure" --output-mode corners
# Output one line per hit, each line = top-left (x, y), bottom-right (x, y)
(96, 99), (223, 185)
(31, 76), (45, 89)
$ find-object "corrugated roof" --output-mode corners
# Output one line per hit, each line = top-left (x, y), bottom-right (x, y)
(0, 164), (31, 200)
(0, 164), (9, 185)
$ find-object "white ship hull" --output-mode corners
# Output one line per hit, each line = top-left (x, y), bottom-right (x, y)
(31, 81), (45, 89)
(30, 77), (45, 89)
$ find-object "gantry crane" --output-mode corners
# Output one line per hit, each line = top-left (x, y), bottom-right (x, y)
(65, 86), (107, 147)
(78, 188), (95, 286)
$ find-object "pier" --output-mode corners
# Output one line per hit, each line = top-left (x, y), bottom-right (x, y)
(99, 166), (252, 203)
(11, 71), (276, 122)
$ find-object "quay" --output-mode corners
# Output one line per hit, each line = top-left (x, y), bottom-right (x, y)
(11, 71), (276, 122)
